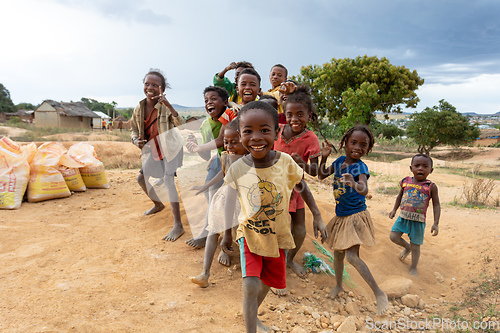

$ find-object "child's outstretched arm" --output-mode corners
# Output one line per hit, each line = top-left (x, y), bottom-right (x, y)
(389, 187), (404, 219)
(430, 183), (441, 236)
(186, 134), (211, 161)
(341, 173), (368, 196)
(318, 141), (335, 180)
(187, 124), (226, 153)
(220, 185), (237, 254)
(291, 154), (319, 177)
(295, 179), (328, 243)
(190, 170), (224, 195)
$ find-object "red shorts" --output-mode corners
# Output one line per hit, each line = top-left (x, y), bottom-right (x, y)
(238, 238), (287, 289)
(288, 188), (305, 213)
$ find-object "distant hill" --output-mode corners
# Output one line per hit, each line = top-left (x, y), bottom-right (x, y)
(172, 104), (205, 116)
(461, 112), (500, 117)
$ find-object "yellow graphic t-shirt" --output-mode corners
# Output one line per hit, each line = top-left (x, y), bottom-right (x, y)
(224, 152), (303, 257)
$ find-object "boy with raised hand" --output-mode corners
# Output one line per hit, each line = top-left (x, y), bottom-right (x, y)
(188, 68), (262, 154)
(213, 61), (254, 105)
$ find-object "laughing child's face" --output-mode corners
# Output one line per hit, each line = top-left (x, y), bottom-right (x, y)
(143, 74), (163, 101)
(238, 73), (261, 105)
(285, 101), (311, 135)
(410, 155), (433, 182)
(204, 90), (227, 121)
(223, 128), (246, 155)
(269, 66), (287, 89)
(238, 108), (278, 162)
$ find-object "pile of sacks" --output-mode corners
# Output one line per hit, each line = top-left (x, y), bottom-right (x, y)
(0, 137), (109, 210)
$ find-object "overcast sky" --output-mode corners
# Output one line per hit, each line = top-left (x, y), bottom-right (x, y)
(1, 0), (499, 114)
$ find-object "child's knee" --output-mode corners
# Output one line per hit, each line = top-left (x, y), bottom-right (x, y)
(389, 231), (402, 243)
(242, 277), (260, 297)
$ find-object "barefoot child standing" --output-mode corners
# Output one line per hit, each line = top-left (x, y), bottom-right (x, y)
(389, 153), (441, 277)
(221, 101), (325, 333)
(131, 69), (185, 241)
(318, 125), (388, 316)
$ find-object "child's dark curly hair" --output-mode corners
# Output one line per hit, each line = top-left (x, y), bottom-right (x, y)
(339, 125), (375, 154)
(283, 84), (318, 122)
(203, 86), (229, 102)
(236, 61), (254, 69)
(144, 68), (170, 92)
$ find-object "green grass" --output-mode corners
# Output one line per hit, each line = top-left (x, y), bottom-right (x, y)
(364, 151), (410, 163)
(375, 185), (400, 195)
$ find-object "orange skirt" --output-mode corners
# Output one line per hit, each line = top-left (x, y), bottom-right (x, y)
(325, 210), (376, 251)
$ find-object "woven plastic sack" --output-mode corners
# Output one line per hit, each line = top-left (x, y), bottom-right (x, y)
(57, 153), (86, 192)
(67, 143), (109, 189)
(28, 142), (70, 203)
(0, 137), (32, 209)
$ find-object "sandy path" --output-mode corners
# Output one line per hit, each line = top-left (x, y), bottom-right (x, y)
(0, 143), (499, 332)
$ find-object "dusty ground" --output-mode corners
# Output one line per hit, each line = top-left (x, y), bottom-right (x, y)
(1, 130), (499, 332)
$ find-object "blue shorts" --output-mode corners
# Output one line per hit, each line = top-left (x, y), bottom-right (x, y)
(391, 217), (425, 245)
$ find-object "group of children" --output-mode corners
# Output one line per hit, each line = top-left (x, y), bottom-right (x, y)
(132, 64), (441, 333)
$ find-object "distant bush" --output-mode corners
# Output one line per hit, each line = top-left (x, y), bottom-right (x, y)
(8, 116), (22, 125)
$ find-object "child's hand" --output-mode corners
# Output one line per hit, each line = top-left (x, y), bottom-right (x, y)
(227, 62), (237, 71)
(291, 153), (306, 167)
(133, 137), (147, 149)
(186, 141), (200, 153)
(189, 185), (206, 196)
(278, 81), (296, 95)
(389, 210), (396, 219)
(340, 173), (356, 187)
(321, 141), (333, 159)
(229, 102), (242, 115)
(313, 215), (328, 243)
(220, 234), (234, 254)
(431, 224), (439, 236)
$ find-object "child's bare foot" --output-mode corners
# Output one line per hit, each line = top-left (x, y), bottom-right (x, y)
(190, 274), (209, 288)
(162, 225), (185, 241)
(330, 285), (343, 299)
(409, 267), (418, 277)
(270, 287), (289, 296)
(375, 292), (389, 315)
(185, 237), (206, 249)
(399, 248), (410, 262)
(287, 259), (306, 278)
(218, 251), (231, 267)
(143, 203), (165, 215)
(257, 318), (270, 333)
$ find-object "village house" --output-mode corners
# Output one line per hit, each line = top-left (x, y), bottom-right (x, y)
(34, 100), (97, 129)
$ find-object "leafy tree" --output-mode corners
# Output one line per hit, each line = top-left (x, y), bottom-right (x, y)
(406, 99), (480, 155)
(0, 83), (17, 113)
(81, 98), (117, 117)
(371, 118), (405, 139)
(16, 102), (38, 110)
(293, 55), (424, 126)
(116, 108), (133, 119)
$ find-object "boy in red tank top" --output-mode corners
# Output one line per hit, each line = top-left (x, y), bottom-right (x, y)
(389, 154), (441, 277)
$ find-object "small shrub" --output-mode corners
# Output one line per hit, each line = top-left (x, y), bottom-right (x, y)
(461, 166), (497, 207)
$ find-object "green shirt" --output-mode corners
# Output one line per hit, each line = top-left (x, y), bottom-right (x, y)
(200, 117), (223, 156)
